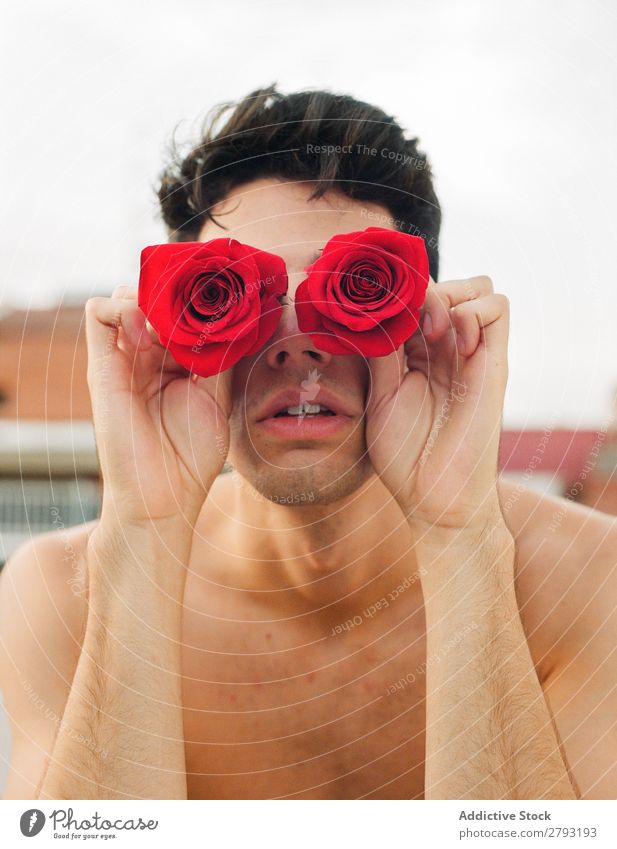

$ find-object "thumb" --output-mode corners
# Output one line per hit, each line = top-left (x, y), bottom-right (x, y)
(366, 346), (405, 417)
(183, 368), (233, 485)
(192, 366), (234, 424)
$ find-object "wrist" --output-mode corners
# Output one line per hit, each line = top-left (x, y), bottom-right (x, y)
(87, 515), (193, 597)
(412, 511), (516, 591)
(99, 488), (207, 530)
(85, 534), (187, 646)
(407, 496), (512, 550)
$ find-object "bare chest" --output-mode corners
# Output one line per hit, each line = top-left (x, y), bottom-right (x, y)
(180, 596), (427, 799)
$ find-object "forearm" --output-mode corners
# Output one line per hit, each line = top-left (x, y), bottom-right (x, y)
(38, 523), (191, 800)
(418, 522), (577, 800)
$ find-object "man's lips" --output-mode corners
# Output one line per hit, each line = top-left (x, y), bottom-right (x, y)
(254, 387), (357, 440)
(255, 387), (356, 422)
(257, 414), (353, 439)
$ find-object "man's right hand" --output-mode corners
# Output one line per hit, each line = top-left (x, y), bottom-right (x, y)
(85, 285), (232, 529)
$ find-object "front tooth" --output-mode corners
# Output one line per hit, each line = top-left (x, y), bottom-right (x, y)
(285, 403), (321, 415)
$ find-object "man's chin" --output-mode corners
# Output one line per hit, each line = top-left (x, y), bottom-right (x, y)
(235, 455), (375, 507)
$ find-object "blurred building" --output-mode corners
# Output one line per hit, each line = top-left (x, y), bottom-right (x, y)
(499, 427), (617, 514)
(0, 304), (616, 567)
(0, 305), (100, 565)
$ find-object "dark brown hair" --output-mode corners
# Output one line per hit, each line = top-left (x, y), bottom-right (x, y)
(157, 85), (442, 279)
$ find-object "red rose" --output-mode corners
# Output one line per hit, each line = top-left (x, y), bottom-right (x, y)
(294, 227), (429, 356)
(138, 238), (287, 377)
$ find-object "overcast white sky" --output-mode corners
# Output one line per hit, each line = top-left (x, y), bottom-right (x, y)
(1, 0), (616, 427)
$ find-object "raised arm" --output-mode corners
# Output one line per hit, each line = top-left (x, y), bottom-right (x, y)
(35, 520), (191, 799)
(416, 520), (577, 798)
(17, 286), (230, 800)
(365, 274), (577, 799)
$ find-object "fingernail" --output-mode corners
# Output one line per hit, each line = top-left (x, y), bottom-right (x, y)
(423, 312), (432, 335)
(456, 333), (466, 355)
(138, 332), (152, 350)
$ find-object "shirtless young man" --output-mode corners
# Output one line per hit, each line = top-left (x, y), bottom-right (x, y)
(1, 87), (616, 801)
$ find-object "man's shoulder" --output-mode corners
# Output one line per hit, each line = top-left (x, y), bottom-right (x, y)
(0, 521), (98, 798)
(0, 520), (97, 659)
(1, 520), (97, 600)
(498, 477), (617, 671)
(0, 472), (235, 605)
(498, 480), (617, 798)
(498, 477), (617, 584)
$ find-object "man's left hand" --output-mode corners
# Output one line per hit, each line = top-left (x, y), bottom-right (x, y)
(365, 274), (510, 540)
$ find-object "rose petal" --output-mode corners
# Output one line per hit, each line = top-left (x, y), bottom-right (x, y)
(294, 227), (429, 357)
(138, 238), (288, 375)
(320, 307), (421, 355)
(168, 334), (255, 377)
(244, 298), (283, 356)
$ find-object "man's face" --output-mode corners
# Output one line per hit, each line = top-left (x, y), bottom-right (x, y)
(198, 178), (397, 505)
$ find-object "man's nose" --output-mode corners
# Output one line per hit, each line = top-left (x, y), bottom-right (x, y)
(264, 301), (333, 369)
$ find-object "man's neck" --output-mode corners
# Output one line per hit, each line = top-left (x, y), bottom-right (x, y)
(222, 471), (421, 622)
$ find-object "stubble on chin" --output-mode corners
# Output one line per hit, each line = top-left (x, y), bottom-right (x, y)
(235, 454), (375, 507)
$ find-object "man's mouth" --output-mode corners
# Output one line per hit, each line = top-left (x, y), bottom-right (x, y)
(273, 403), (336, 418)
(255, 388), (355, 439)
(256, 387), (355, 422)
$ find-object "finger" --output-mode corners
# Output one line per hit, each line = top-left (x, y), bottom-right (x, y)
(403, 329), (430, 372)
(449, 292), (510, 359)
(111, 284), (138, 300)
(111, 285), (159, 351)
(405, 291), (509, 446)
(365, 346), (405, 416)
(85, 296), (123, 363)
(420, 275), (495, 342)
(121, 303), (153, 351)
(85, 297), (134, 405)
(447, 293), (510, 437)
(405, 275), (459, 355)
(143, 317), (167, 346)
(85, 297), (151, 368)
(196, 365), (234, 422)
(111, 286), (165, 350)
